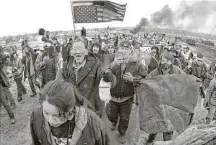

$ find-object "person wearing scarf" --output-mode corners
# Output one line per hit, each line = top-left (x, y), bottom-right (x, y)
(30, 79), (110, 145)
(103, 41), (147, 144)
(62, 40), (104, 118)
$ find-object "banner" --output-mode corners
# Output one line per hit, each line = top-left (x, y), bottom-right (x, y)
(138, 74), (199, 134)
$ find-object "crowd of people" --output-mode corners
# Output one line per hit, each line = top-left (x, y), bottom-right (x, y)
(1, 27), (216, 144)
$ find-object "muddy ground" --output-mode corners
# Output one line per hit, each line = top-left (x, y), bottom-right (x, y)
(0, 79), (208, 145)
(0, 79), (141, 145)
(0, 44), (214, 145)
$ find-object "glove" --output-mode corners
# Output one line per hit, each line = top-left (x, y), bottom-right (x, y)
(133, 78), (142, 87)
(103, 71), (112, 82)
(196, 78), (202, 82)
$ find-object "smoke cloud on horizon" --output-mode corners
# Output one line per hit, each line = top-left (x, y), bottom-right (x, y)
(133, 1), (216, 34)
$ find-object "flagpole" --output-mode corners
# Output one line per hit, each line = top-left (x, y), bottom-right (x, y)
(70, 0), (76, 37)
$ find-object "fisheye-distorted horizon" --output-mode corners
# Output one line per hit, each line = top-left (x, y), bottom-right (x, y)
(0, 0), (215, 36)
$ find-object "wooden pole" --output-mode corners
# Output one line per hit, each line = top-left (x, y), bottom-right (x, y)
(70, 0), (76, 37)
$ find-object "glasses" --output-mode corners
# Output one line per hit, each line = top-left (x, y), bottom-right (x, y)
(44, 44), (51, 48)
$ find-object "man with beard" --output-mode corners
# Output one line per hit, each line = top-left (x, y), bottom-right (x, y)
(62, 40), (104, 118)
(104, 41), (147, 144)
(146, 53), (185, 143)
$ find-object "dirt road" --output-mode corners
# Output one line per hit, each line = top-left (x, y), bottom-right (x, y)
(0, 81), (140, 145)
(0, 81), (208, 145)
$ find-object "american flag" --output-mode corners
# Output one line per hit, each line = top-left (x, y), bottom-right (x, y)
(71, 0), (127, 23)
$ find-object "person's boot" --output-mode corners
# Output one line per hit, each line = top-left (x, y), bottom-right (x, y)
(10, 118), (16, 124)
(146, 133), (157, 144)
(10, 101), (16, 109)
(110, 122), (117, 130)
(118, 134), (126, 144)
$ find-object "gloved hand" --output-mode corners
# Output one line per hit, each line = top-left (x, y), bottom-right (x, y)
(103, 71), (112, 82)
(133, 78), (142, 87)
(196, 78), (202, 82)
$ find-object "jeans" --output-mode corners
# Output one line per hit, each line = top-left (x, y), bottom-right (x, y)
(2, 87), (15, 106)
(15, 77), (26, 100)
(207, 104), (216, 123)
(107, 97), (133, 135)
(0, 84), (15, 119)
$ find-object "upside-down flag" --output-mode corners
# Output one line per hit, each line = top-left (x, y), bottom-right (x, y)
(71, 0), (127, 23)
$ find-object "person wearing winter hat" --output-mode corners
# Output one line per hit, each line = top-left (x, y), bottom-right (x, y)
(104, 40), (147, 144)
(30, 79), (110, 145)
(146, 53), (185, 143)
(191, 53), (207, 82)
(91, 42), (101, 56)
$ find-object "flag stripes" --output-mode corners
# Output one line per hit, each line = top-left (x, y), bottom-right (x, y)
(71, 0), (127, 23)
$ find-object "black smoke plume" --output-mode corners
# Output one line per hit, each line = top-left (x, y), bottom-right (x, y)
(131, 17), (149, 34)
(132, 1), (216, 34)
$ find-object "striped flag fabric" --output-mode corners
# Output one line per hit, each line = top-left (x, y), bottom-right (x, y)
(71, 0), (127, 23)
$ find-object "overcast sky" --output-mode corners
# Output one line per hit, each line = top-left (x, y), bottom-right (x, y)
(0, 0), (208, 36)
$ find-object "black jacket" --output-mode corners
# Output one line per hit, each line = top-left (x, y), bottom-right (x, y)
(106, 61), (147, 98)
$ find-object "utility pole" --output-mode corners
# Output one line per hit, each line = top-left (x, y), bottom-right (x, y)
(207, 24), (216, 40)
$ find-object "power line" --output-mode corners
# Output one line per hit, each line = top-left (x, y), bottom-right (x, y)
(207, 24), (216, 40)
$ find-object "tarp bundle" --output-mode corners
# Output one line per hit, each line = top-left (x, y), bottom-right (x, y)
(138, 74), (199, 134)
